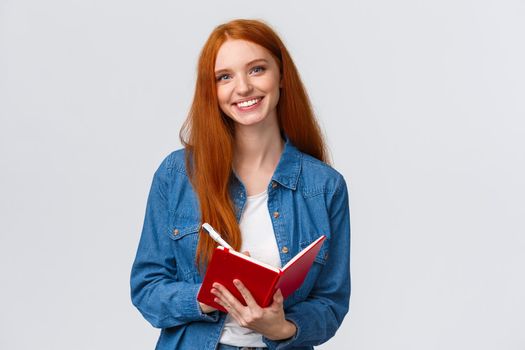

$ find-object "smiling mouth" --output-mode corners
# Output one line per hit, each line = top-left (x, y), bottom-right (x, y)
(235, 97), (263, 110)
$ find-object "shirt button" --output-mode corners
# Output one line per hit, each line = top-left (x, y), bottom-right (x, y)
(273, 211), (280, 219)
(173, 228), (179, 235)
(281, 246), (289, 254)
(271, 181), (278, 188)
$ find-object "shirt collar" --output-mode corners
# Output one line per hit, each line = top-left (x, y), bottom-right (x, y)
(271, 135), (302, 190)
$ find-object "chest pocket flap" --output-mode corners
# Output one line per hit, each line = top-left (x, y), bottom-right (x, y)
(300, 236), (330, 265)
(168, 222), (200, 241)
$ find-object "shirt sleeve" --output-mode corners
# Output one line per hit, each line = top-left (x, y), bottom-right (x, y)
(263, 175), (351, 349)
(130, 155), (219, 328)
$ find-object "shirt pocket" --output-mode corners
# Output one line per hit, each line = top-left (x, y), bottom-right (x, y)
(167, 217), (201, 281)
(293, 236), (330, 300)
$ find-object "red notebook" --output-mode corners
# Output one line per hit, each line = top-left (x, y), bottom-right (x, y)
(197, 235), (326, 313)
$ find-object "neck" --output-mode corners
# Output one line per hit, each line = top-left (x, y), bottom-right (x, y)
(233, 120), (284, 173)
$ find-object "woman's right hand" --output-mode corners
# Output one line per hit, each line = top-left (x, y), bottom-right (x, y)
(199, 251), (250, 314)
(199, 302), (217, 314)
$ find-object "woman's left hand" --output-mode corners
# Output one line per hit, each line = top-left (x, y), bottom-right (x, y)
(211, 279), (297, 341)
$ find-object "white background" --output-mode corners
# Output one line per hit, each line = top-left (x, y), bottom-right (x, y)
(1, 0), (524, 349)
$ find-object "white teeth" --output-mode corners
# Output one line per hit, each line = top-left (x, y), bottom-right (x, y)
(237, 98), (260, 108)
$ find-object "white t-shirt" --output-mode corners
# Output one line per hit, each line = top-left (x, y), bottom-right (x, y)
(218, 189), (281, 347)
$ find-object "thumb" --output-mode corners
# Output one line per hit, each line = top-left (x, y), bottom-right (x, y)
(273, 288), (284, 306)
(241, 251), (251, 257)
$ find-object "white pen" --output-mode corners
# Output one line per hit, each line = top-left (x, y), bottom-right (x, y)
(202, 223), (234, 250)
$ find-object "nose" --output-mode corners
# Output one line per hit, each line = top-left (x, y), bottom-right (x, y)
(235, 74), (253, 96)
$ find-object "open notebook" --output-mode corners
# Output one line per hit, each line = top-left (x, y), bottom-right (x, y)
(197, 235), (326, 313)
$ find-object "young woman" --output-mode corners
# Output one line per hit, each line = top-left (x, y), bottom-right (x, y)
(130, 19), (351, 350)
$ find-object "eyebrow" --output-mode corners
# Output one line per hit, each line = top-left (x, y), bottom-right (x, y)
(214, 58), (269, 75)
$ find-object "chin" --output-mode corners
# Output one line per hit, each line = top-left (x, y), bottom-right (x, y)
(229, 111), (269, 126)
(234, 116), (267, 127)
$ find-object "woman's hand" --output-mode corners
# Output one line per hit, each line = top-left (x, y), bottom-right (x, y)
(199, 251), (251, 314)
(211, 279), (297, 341)
(198, 301), (217, 314)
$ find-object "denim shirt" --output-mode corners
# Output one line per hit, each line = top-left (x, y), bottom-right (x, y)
(130, 139), (351, 350)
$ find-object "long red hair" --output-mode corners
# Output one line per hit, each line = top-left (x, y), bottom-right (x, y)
(179, 19), (329, 269)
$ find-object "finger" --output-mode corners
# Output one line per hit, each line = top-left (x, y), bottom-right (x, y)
(211, 287), (234, 311)
(271, 288), (284, 310)
(214, 294), (247, 327)
(233, 279), (259, 308)
(274, 288), (283, 303)
(241, 251), (251, 257)
(199, 301), (217, 313)
(211, 287), (245, 322)
(212, 282), (245, 311)
(210, 284), (231, 308)
(213, 294), (231, 311)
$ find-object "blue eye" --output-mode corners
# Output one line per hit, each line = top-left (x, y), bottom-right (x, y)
(216, 74), (231, 82)
(251, 66), (266, 74)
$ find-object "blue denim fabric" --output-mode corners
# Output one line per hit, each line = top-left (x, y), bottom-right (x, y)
(130, 138), (351, 350)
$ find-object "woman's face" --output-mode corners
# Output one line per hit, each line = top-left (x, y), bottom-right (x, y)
(214, 39), (281, 128)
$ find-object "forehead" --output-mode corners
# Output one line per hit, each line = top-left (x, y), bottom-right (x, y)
(214, 39), (274, 70)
